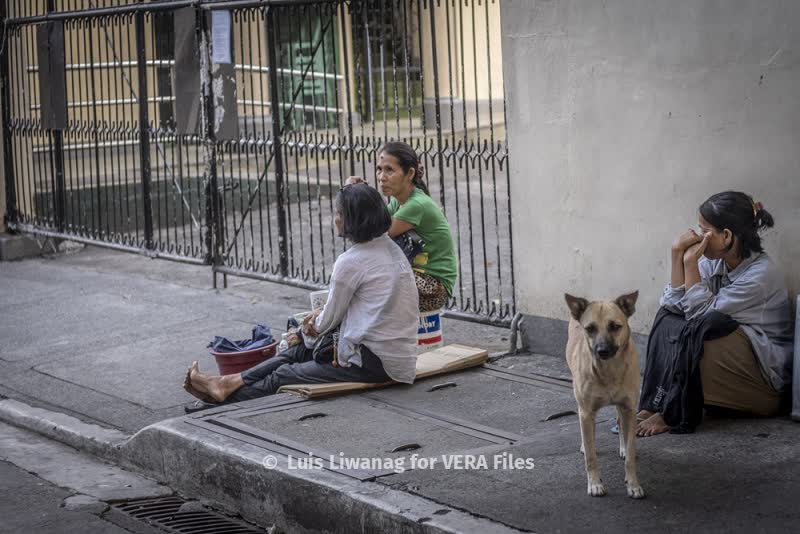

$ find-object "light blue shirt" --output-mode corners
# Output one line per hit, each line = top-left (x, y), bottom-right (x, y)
(660, 253), (794, 392)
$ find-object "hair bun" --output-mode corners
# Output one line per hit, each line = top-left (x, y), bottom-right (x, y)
(753, 201), (775, 231)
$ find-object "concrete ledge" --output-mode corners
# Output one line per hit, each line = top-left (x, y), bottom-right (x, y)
(0, 420), (171, 503)
(119, 418), (523, 534)
(0, 233), (42, 261)
(0, 398), (522, 533)
(0, 398), (129, 462)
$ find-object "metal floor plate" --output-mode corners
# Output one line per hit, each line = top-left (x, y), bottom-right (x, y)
(367, 367), (580, 437)
(183, 366), (593, 482)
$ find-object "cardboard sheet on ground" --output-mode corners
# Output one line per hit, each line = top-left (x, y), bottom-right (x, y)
(277, 344), (488, 399)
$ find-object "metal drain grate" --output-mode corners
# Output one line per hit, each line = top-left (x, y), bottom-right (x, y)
(112, 496), (265, 534)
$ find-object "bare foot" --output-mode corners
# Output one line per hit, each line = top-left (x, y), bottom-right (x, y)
(615, 410), (654, 428)
(636, 413), (670, 437)
(183, 364), (216, 403)
(188, 361), (243, 403)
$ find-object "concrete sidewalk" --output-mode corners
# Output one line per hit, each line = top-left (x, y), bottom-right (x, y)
(0, 245), (510, 432)
(1, 244), (799, 533)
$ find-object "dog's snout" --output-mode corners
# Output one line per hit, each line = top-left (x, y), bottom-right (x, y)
(594, 339), (618, 360)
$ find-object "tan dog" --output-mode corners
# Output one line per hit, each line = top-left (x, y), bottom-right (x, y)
(564, 291), (645, 499)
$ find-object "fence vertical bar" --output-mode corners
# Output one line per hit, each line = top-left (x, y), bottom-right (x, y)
(266, 6), (289, 277)
(136, 8), (154, 249)
(0, 1), (17, 227)
(426, 0), (446, 210)
(46, 0), (66, 233)
(198, 7), (220, 276)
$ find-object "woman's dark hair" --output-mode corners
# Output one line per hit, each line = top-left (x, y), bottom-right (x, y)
(378, 141), (430, 196)
(699, 191), (775, 259)
(336, 183), (392, 243)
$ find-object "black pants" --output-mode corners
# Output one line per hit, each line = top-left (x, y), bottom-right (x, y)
(226, 342), (391, 402)
(639, 310), (686, 415)
(639, 308), (738, 433)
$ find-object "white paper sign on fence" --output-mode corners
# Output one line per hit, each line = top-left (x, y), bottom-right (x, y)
(211, 10), (232, 64)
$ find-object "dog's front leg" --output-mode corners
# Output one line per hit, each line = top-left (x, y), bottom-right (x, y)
(578, 407), (605, 496)
(618, 404), (645, 499)
(616, 405), (628, 460)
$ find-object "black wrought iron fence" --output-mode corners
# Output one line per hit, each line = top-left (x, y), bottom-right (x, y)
(1, 0), (516, 325)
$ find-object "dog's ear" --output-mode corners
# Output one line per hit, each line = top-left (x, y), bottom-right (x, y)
(565, 293), (589, 321)
(615, 290), (639, 318)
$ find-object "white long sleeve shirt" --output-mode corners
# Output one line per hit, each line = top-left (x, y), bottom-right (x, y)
(313, 234), (419, 383)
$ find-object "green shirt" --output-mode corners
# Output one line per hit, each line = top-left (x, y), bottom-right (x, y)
(388, 188), (458, 296)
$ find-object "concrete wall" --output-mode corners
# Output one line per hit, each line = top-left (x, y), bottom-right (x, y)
(0, 62), (5, 232)
(421, 1), (505, 103)
(501, 0), (800, 334)
(1, 107), (5, 233)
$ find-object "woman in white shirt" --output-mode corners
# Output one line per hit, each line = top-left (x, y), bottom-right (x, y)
(184, 184), (419, 403)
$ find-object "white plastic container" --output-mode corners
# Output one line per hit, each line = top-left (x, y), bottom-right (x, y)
(277, 332), (289, 354)
(310, 289), (329, 310)
(418, 310), (443, 352)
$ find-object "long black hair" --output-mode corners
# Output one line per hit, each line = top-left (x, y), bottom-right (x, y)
(699, 191), (775, 259)
(336, 183), (392, 243)
(378, 141), (430, 196)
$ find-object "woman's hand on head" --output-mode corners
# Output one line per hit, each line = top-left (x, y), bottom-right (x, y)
(345, 176), (365, 186)
(672, 228), (701, 253)
(683, 232), (711, 265)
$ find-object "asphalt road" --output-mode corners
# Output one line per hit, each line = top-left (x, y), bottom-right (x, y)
(0, 460), (128, 534)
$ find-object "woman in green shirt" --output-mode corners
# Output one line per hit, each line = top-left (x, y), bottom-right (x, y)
(346, 141), (458, 312)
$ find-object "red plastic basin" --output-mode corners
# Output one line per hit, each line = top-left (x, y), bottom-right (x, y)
(210, 340), (279, 375)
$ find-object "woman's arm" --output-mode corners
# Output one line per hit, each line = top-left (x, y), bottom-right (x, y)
(681, 272), (766, 322)
(659, 229), (702, 313)
(345, 176), (416, 238)
(388, 218), (415, 238)
(679, 247), (770, 322)
(313, 262), (362, 335)
(389, 196), (425, 239)
(682, 233), (710, 290)
(670, 249), (686, 288)
(683, 259), (703, 289)
(659, 282), (685, 314)
(670, 229), (702, 287)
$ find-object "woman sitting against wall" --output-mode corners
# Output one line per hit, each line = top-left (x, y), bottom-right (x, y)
(636, 191), (794, 436)
(183, 184), (419, 403)
(347, 141), (458, 313)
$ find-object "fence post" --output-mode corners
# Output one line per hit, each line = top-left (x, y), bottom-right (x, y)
(426, 1), (447, 210)
(44, 0), (66, 233)
(266, 7), (289, 278)
(135, 9), (154, 249)
(198, 8), (223, 279)
(0, 1), (15, 231)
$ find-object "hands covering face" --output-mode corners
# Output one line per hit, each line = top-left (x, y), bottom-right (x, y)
(682, 232), (711, 265)
(672, 228), (711, 264)
(672, 228), (702, 253)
